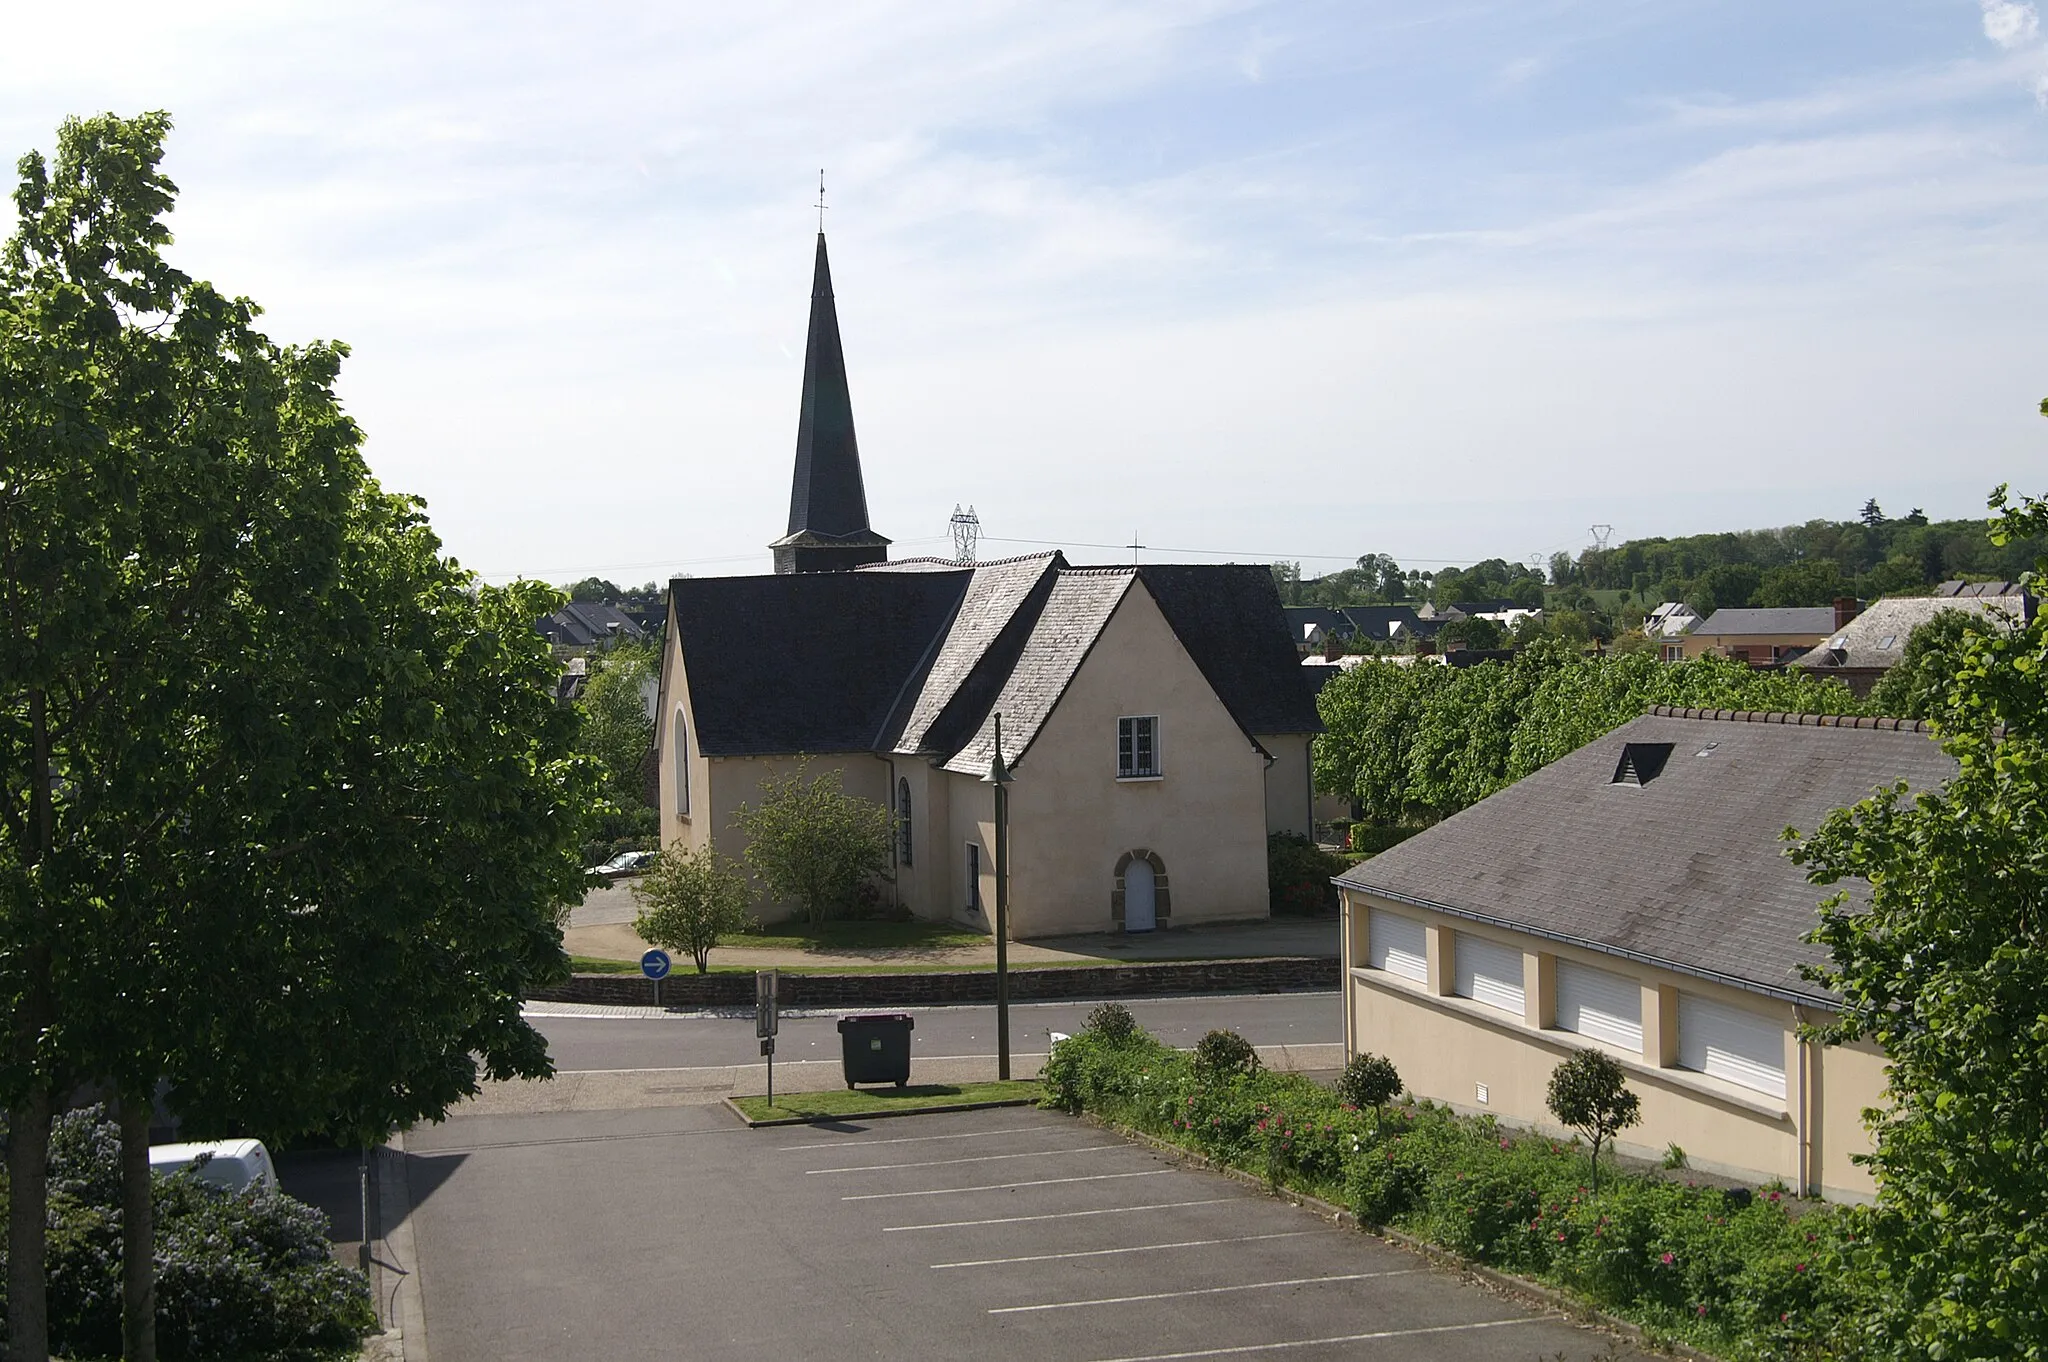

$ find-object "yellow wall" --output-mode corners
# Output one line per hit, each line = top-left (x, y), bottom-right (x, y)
(1004, 582), (1270, 936)
(1681, 630), (1829, 664)
(1259, 733), (1314, 837)
(655, 620), (713, 858)
(1341, 888), (1883, 1201)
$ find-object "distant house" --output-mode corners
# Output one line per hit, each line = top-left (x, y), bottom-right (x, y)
(1284, 604), (1422, 649)
(1645, 601), (1703, 638)
(538, 601), (647, 652)
(1337, 706), (1956, 1201)
(1681, 604), (1846, 666)
(1791, 583), (2034, 695)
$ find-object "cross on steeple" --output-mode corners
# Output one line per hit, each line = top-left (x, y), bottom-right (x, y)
(816, 168), (827, 232)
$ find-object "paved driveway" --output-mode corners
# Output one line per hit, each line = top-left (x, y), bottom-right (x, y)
(403, 1105), (1642, 1361)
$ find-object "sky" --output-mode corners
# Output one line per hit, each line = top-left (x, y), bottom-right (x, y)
(5, 1), (2047, 583)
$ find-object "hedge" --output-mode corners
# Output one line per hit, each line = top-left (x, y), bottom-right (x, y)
(1040, 1020), (1887, 1361)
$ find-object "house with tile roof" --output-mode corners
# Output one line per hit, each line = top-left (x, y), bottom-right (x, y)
(1790, 582), (2033, 696)
(1680, 604), (1846, 666)
(1335, 706), (1957, 1200)
(654, 229), (1319, 934)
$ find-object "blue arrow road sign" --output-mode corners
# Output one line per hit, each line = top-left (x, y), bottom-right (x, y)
(641, 949), (672, 981)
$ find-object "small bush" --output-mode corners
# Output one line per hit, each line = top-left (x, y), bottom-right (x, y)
(1084, 1002), (1138, 1043)
(1335, 1052), (1401, 1123)
(1192, 1029), (1261, 1080)
(1266, 833), (1347, 916)
(1346, 824), (1422, 855)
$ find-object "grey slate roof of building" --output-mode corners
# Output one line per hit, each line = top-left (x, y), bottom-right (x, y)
(670, 557), (1313, 768)
(1791, 593), (2031, 672)
(537, 601), (646, 648)
(1336, 708), (1958, 1003)
(1692, 606), (1838, 637)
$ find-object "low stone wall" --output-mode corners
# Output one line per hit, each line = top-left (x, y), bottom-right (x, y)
(527, 956), (1339, 1009)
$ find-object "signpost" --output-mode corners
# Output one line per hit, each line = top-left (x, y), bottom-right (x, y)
(641, 948), (671, 1008)
(756, 970), (780, 1106)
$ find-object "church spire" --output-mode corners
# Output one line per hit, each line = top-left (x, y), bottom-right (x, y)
(770, 227), (891, 574)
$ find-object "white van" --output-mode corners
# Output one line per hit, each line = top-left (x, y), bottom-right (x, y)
(148, 1138), (279, 1194)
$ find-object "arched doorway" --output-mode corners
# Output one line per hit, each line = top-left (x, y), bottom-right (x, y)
(1112, 850), (1171, 934)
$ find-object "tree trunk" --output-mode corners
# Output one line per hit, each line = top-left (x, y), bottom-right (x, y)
(119, 1093), (158, 1362)
(5, 1087), (52, 1362)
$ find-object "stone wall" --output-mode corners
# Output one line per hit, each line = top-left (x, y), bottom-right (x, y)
(528, 956), (1338, 1009)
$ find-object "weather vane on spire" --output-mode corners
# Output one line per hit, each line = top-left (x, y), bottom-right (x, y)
(817, 169), (827, 232)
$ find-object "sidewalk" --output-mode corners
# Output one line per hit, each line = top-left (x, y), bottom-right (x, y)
(564, 884), (1337, 969)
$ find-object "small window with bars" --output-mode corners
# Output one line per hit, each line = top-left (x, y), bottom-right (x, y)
(1117, 716), (1161, 778)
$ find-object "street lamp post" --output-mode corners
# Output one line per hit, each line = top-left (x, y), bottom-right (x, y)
(983, 713), (1014, 1080)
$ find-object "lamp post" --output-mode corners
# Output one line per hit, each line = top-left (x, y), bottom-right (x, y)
(982, 713), (1014, 1080)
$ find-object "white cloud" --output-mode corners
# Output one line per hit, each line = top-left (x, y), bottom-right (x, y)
(1983, 0), (2040, 50)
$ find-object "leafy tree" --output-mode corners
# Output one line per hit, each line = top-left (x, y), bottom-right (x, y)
(1687, 562), (1762, 615)
(568, 576), (624, 601)
(577, 642), (657, 805)
(631, 846), (753, 973)
(1336, 1052), (1402, 1131)
(1311, 660), (1442, 824)
(1755, 558), (1848, 608)
(1865, 609), (1989, 721)
(1, 113), (593, 1360)
(1789, 483), (2048, 1359)
(1860, 497), (1887, 529)
(733, 760), (893, 924)
(1438, 615), (1503, 651)
(1545, 1050), (1640, 1192)
(1192, 1029), (1261, 1079)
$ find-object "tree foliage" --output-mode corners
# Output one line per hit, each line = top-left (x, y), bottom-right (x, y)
(1864, 608), (1991, 723)
(576, 642), (656, 806)
(732, 761), (893, 924)
(1788, 484), (2048, 1359)
(631, 846), (753, 973)
(1545, 1050), (1641, 1192)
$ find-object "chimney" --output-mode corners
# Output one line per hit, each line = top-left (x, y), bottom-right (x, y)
(1832, 597), (1860, 631)
(1321, 632), (1342, 663)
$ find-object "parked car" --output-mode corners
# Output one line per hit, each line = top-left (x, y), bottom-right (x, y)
(148, 1138), (280, 1194)
(594, 849), (657, 881)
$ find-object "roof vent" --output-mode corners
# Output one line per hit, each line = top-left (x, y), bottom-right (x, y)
(1611, 742), (1674, 787)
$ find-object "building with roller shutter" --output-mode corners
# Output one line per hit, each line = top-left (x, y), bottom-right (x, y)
(1335, 706), (1957, 1201)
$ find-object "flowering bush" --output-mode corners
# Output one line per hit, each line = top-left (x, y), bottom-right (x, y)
(1041, 1018), (1883, 1360)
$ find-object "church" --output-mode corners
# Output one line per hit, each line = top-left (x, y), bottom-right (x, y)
(654, 229), (1319, 935)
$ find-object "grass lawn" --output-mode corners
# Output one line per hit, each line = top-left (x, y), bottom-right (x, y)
(731, 1080), (1041, 1123)
(723, 919), (990, 952)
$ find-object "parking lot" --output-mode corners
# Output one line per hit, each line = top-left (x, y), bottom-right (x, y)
(403, 1104), (1642, 1360)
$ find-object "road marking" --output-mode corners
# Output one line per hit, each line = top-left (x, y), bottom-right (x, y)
(806, 1145), (1124, 1175)
(1086, 1317), (1545, 1361)
(774, 1125), (1047, 1152)
(883, 1197), (1235, 1232)
(990, 1269), (1419, 1314)
(932, 1230), (1321, 1269)
(844, 1169), (1170, 1201)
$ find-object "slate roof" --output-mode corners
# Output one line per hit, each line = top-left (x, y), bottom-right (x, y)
(781, 232), (882, 546)
(1692, 606), (1837, 637)
(1792, 593), (2030, 673)
(1336, 708), (1957, 1003)
(537, 602), (646, 649)
(1343, 604), (1423, 641)
(670, 559), (1310, 767)
(1141, 565), (1323, 736)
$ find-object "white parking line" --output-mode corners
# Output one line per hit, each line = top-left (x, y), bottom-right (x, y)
(931, 1230), (1320, 1270)
(1088, 1317), (1545, 1361)
(884, 1197), (1236, 1232)
(844, 1169), (1170, 1201)
(773, 1125), (1047, 1152)
(991, 1269), (1419, 1315)
(806, 1145), (1124, 1175)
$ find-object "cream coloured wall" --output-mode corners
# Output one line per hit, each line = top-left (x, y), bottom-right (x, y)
(1259, 734), (1314, 837)
(696, 751), (891, 923)
(1342, 888), (1884, 1202)
(945, 768), (996, 931)
(655, 620), (713, 857)
(1003, 582), (1270, 937)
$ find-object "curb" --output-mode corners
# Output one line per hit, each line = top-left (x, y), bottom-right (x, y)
(372, 1130), (428, 1362)
(1074, 1112), (1721, 1362)
(723, 1093), (1042, 1128)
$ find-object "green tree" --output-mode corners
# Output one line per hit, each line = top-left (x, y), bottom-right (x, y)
(1860, 497), (1887, 529)
(577, 642), (657, 805)
(632, 846), (753, 972)
(568, 575), (624, 601)
(1865, 609), (1989, 721)
(1437, 615), (1503, 651)
(0, 113), (593, 1360)
(1545, 1050), (1640, 1192)
(1687, 562), (1762, 614)
(733, 761), (893, 924)
(1312, 661), (1442, 824)
(1789, 483), (2048, 1359)
(1336, 1052), (1402, 1131)
(1755, 558), (1848, 608)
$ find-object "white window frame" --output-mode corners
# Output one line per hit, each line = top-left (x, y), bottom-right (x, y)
(1366, 908), (1427, 984)
(1677, 992), (1787, 1098)
(1452, 933), (1525, 1016)
(1554, 960), (1643, 1053)
(1117, 715), (1162, 779)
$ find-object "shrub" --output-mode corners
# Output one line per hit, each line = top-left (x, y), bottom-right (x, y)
(1266, 833), (1347, 915)
(1545, 1049), (1641, 1192)
(7, 1106), (374, 1361)
(1335, 1053), (1401, 1127)
(1083, 1002), (1138, 1043)
(631, 845), (754, 972)
(1192, 1029), (1261, 1080)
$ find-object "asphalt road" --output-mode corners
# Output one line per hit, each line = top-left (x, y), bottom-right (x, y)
(402, 1103), (1645, 1362)
(528, 991), (1343, 1073)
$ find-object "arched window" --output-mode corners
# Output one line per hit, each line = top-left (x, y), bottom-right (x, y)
(673, 709), (690, 816)
(897, 777), (913, 866)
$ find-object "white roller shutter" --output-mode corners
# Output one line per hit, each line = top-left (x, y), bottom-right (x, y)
(1453, 934), (1525, 1015)
(1367, 908), (1427, 983)
(1555, 961), (1643, 1052)
(1678, 993), (1787, 1098)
